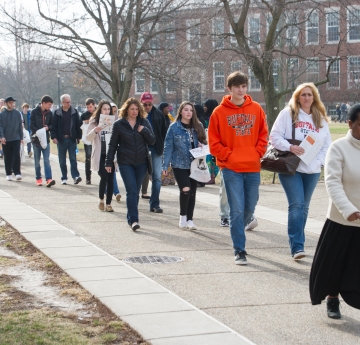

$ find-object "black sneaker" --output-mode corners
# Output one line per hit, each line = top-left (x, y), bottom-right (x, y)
(86, 180), (91, 185)
(150, 207), (163, 213)
(220, 218), (229, 227)
(327, 298), (341, 319)
(234, 251), (247, 265)
(74, 176), (82, 185)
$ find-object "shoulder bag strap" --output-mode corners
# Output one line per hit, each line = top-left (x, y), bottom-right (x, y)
(291, 108), (295, 141)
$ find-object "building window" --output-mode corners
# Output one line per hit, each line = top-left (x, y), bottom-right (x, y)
(306, 11), (319, 44)
(307, 58), (319, 83)
(248, 68), (261, 91)
(213, 62), (224, 91)
(348, 56), (360, 88)
(189, 84), (202, 104)
(265, 13), (282, 46)
(327, 105), (337, 117)
(348, 7), (360, 42)
(286, 12), (299, 46)
(212, 18), (224, 49)
(327, 59), (340, 89)
(165, 22), (176, 49)
(150, 78), (158, 93)
(229, 26), (237, 44)
(326, 10), (340, 43)
(135, 69), (145, 94)
(187, 20), (200, 50)
(230, 61), (242, 73)
(273, 60), (279, 90)
(248, 16), (260, 47)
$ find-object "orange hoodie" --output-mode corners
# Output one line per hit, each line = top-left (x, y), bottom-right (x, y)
(208, 94), (268, 173)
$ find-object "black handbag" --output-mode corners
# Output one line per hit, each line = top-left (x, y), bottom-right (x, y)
(261, 111), (302, 175)
(147, 149), (153, 175)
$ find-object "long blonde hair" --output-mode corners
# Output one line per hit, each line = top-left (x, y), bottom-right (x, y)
(288, 82), (329, 129)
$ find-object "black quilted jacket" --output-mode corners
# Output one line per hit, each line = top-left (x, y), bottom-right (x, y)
(105, 117), (155, 166)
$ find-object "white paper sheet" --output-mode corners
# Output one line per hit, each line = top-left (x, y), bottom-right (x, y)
(189, 145), (210, 158)
(297, 132), (324, 166)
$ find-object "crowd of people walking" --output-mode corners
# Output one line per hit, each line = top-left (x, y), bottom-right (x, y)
(0, 70), (359, 320)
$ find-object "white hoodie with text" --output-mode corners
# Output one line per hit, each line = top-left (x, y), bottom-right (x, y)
(269, 107), (332, 174)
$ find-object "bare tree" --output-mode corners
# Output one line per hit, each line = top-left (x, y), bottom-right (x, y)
(0, 0), (198, 107)
(218, 0), (355, 128)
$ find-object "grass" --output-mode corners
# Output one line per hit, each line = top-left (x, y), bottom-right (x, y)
(0, 310), (93, 345)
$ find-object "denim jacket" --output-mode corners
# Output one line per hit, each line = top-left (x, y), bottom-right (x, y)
(163, 120), (199, 170)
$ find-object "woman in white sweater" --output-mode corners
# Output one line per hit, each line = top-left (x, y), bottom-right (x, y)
(270, 83), (332, 260)
(310, 104), (360, 319)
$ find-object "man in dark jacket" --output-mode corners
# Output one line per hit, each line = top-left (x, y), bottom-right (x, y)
(0, 96), (23, 181)
(80, 98), (96, 184)
(30, 95), (55, 187)
(50, 94), (82, 185)
(140, 92), (167, 213)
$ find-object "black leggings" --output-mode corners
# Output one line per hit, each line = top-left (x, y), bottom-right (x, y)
(173, 168), (197, 220)
(98, 153), (114, 204)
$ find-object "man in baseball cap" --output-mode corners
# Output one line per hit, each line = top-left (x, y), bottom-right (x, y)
(0, 96), (24, 181)
(140, 92), (167, 213)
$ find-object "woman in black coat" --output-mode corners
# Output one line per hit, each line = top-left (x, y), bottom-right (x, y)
(106, 98), (155, 231)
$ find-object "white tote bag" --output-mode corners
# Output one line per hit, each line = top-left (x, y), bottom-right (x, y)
(36, 127), (48, 149)
(189, 157), (211, 183)
(81, 123), (91, 145)
(23, 129), (31, 144)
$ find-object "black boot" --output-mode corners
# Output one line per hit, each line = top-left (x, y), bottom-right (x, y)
(327, 297), (341, 319)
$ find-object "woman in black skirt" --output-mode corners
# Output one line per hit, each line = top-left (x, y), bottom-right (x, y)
(309, 103), (360, 319)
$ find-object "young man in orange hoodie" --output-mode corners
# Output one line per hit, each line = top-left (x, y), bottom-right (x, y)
(208, 71), (268, 265)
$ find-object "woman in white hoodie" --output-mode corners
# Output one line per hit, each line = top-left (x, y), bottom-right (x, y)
(269, 83), (331, 260)
(310, 104), (360, 319)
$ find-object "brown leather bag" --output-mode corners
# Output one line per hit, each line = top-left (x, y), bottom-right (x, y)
(261, 111), (301, 175)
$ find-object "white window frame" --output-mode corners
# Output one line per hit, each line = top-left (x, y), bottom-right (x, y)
(306, 10), (319, 45)
(347, 6), (360, 43)
(229, 26), (237, 44)
(348, 56), (360, 89)
(212, 18), (225, 49)
(230, 61), (242, 73)
(213, 62), (225, 91)
(326, 8), (340, 44)
(164, 22), (176, 49)
(186, 19), (201, 51)
(327, 58), (340, 90)
(135, 69), (145, 94)
(306, 58), (319, 82)
(248, 14), (261, 47)
(248, 67), (261, 91)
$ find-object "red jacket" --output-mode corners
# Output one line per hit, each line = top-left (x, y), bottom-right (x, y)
(208, 95), (268, 173)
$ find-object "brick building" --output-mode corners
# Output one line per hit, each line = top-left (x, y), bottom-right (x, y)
(129, 2), (360, 116)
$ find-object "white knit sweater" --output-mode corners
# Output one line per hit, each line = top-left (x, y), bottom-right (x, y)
(325, 130), (360, 227)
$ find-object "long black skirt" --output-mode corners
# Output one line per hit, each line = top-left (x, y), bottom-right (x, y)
(309, 219), (360, 309)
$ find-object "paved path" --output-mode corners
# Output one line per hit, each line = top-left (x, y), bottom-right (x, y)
(1, 154), (359, 344)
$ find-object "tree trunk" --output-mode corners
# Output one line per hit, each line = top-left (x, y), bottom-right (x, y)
(263, 86), (281, 131)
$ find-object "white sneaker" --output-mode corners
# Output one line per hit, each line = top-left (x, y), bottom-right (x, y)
(179, 215), (187, 229)
(15, 175), (22, 181)
(6, 175), (12, 181)
(187, 220), (197, 230)
(61, 179), (67, 185)
(245, 217), (258, 231)
(115, 194), (121, 202)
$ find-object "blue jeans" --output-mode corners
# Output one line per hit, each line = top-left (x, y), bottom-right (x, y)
(149, 146), (162, 209)
(57, 138), (80, 180)
(219, 170), (230, 219)
(278, 172), (320, 255)
(33, 143), (52, 180)
(222, 168), (260, 254)
(119, 163), (148, 225)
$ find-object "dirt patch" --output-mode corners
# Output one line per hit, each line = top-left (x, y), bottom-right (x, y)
(0, 221), (149, 345)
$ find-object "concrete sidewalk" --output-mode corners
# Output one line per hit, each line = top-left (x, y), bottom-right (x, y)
(1, 155), (359, 344)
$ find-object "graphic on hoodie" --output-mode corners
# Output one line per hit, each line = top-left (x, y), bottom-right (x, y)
(295, 121), (320, 138)
(227, 113), (256, 136)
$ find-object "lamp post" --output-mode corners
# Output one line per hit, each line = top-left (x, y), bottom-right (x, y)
(57, 71), (61, 109)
